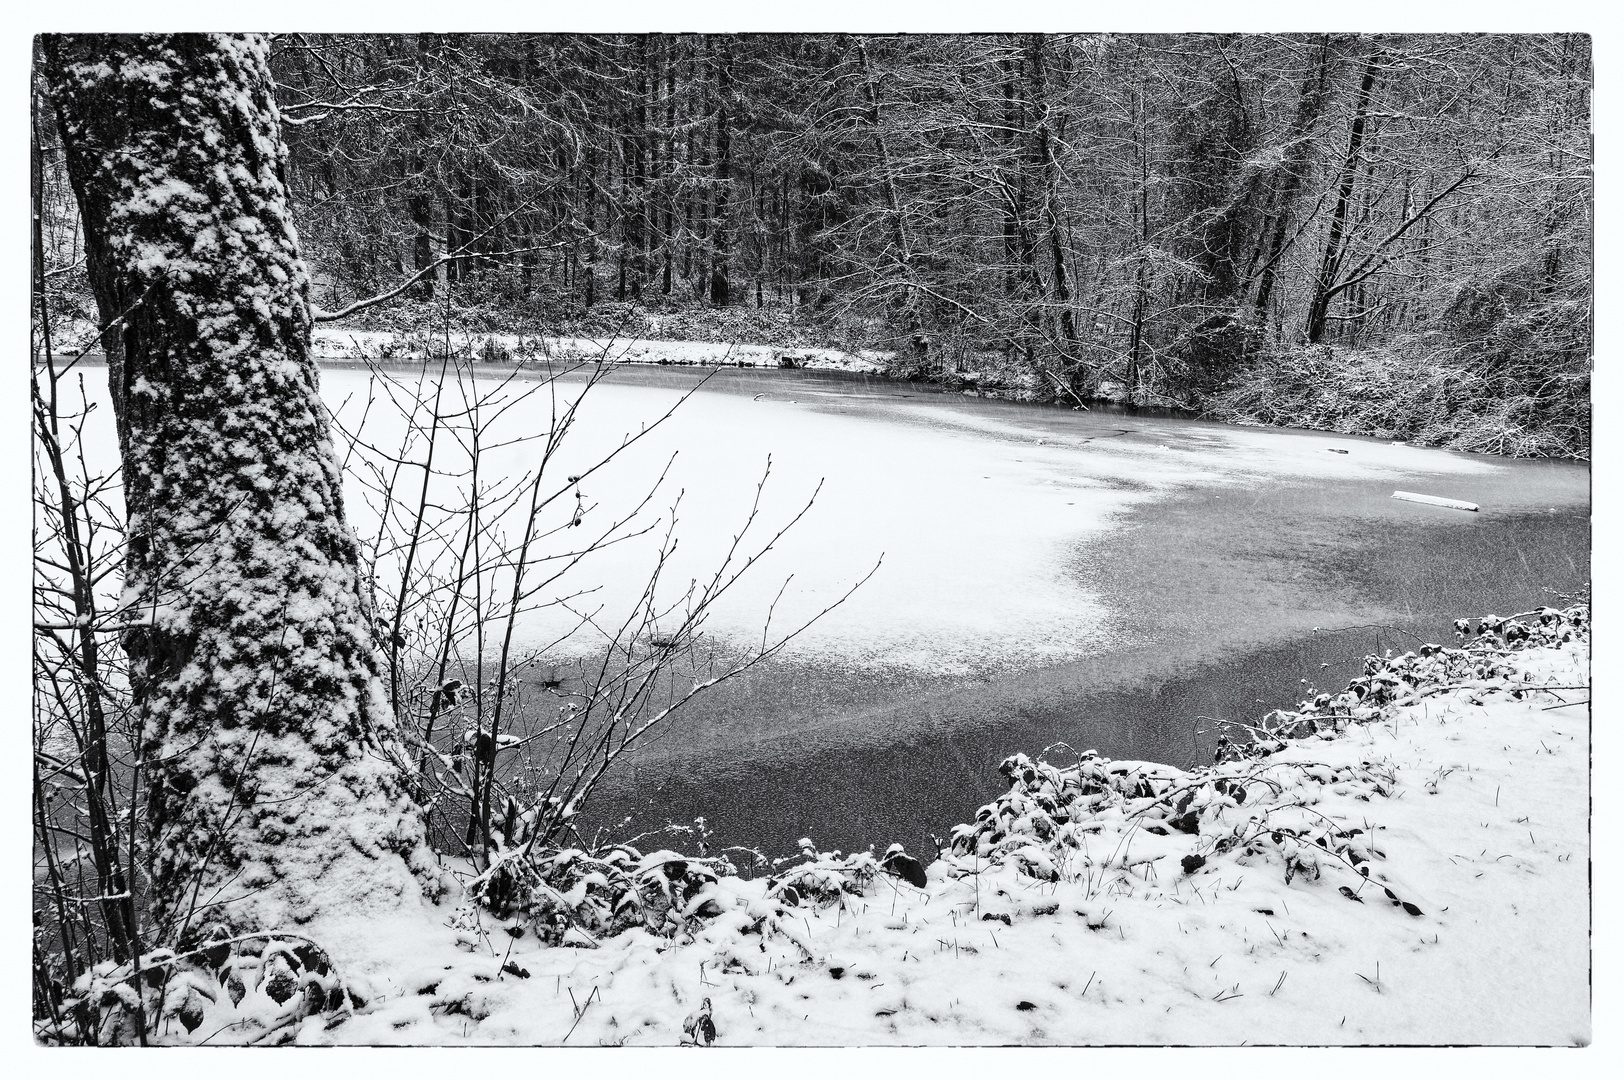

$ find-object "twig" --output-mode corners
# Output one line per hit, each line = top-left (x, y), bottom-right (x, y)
(562, 985), (600, 1043)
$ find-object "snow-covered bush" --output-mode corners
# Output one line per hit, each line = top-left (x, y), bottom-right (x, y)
(1202, 337), (1589, 459)
(943, 748), (1421, 918)
(764, 838), (882, 908)
(461, 840), (740, 947)
(940, 603), (1588, 924)
(1216, 602), (1590, 755)
(36, 933), (361, 1047)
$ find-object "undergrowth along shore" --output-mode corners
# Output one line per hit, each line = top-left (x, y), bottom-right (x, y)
(45, 293), (1590, 459)
(39, 602), (1591, 1045)
(308, 315), (1588, 460)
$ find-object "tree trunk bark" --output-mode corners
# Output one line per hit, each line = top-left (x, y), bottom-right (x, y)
(662, 36), (676, 295)
(709, 36), (732, 306)
(41, 33), (438, 944)
(856, 38), (931, 369)
(1305, 52), (1380, 344)
(409, 34), (442, 303)
(631, 34), (649, 301)
(1127, 56), (1151, 402)
(1028, 35), (1080, 357)
(1002, 48), (1020, 300)
(1252, 37), (1334, 327)
(584, 140), (598, 307)
(691, 44), (709, 300)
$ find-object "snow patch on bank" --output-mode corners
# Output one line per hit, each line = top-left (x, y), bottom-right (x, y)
(310, 327), (891, 374)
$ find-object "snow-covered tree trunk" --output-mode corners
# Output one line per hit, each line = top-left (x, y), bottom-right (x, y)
(40, 34), (439, 943)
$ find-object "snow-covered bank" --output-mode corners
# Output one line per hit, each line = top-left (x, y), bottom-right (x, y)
(52, 609), (1588, 1045)
(310, 325), (892, 373)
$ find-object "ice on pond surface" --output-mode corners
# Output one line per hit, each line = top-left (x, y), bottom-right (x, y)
(62, 363), (1508, 679)
(319, 368), (1503, 676)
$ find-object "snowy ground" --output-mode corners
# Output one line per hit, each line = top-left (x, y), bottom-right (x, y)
(128, 627), (1587, 1047)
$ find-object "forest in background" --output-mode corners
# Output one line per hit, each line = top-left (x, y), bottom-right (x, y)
(34, 33), (1592, 456)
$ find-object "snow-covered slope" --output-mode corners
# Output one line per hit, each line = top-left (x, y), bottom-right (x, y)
(334, 638), (1587, 1044)
(66, 614), (1580, 1046)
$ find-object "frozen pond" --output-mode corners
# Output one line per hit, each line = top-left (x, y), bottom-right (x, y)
(323, 362), (1576, 676)
(461, 365), (1587, 860)
(56, 360), (1591, 861)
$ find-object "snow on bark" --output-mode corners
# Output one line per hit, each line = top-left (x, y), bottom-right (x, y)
(42, 34), (440, 941)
